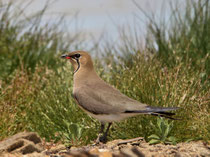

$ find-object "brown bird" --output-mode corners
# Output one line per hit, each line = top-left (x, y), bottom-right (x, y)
(61, 51), (179, 143)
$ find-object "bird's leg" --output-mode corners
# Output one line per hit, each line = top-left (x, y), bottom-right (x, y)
(104, 122), (112, 136)
(99, 122), (112, 143)
(96, 123), (105, 144)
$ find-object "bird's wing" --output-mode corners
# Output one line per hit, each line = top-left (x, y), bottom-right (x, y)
(73, 81), (148, 115)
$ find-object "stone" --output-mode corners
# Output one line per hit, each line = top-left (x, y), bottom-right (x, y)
(0, 132), (43, 155)
(120, 147), (145, 157)
(99, 151), (112, 157)
(89, 148), (100, 154)
(23, 152), (47, 157)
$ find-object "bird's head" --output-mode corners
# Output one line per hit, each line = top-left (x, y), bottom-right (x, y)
(61, 51), (94, 73)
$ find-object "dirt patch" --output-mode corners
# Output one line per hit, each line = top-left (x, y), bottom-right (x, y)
(0, 132), (209, 157)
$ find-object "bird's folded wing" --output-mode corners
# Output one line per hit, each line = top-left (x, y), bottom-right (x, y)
(73, 83), (148, 115)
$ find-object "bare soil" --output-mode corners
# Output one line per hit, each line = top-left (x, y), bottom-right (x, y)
(0, 132), (209, 157)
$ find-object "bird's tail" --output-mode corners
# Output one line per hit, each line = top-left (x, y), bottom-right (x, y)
(147, 106), (180, 120)
(125, 106), (180, 120)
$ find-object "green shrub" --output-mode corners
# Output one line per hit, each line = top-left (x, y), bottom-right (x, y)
(148, 117), (177, 145)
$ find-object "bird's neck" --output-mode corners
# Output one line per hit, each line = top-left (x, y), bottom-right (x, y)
(73, 68), (100, 87)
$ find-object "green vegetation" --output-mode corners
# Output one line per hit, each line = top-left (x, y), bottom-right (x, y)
(60, 122), (84, 147)
(0, 0), (209, 145)
(148, 117), (177, 145)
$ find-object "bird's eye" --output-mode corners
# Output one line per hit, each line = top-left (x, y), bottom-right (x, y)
(75, 54), (81, 58)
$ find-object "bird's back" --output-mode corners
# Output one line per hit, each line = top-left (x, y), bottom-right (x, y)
(73, 73), (148, 115)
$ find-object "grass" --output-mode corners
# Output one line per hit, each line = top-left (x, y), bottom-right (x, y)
(144, 0), (210, 75)
(104, 55), (209, 142)
(0, 1), (80, 82)
(0, 0), (209, 145)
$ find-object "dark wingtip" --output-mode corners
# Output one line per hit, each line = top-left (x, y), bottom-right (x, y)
(124, 106), (181, 120)
(146, 106), (180, 112)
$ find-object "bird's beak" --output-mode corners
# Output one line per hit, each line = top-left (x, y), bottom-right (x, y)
(61, 54), (71, 59)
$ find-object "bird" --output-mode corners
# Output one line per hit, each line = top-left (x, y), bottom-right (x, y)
(61, 51), (179, 143)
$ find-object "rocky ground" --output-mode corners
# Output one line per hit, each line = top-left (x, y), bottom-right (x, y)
(0, 132), (209, 157)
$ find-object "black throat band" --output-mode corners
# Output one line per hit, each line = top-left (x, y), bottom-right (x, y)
(74, 59), (80, 74)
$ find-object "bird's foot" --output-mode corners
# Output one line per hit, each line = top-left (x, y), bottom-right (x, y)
(95, 134), (107, 144)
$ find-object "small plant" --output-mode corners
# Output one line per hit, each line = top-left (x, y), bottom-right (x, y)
(148, 117), (177, 145)
(59, 121), (84, 147)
